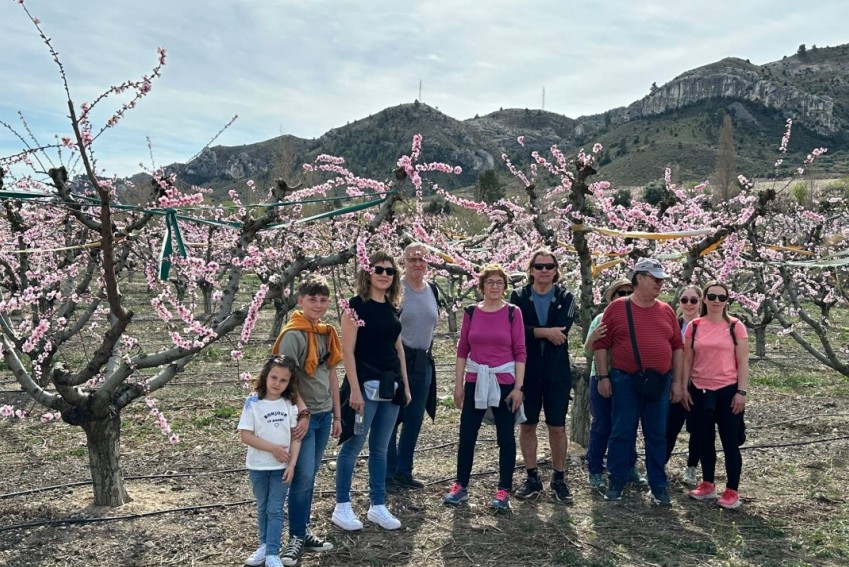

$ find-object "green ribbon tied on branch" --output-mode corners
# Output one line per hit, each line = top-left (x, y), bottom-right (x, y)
(158, 209), (187, 280)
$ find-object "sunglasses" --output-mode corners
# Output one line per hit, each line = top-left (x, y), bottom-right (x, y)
(680, 297), (700, 305)
(705, 293), (728, 302)
(615, 289), (632, 297)
(372, 265), (397, 276)
(533, 263), (557, 271)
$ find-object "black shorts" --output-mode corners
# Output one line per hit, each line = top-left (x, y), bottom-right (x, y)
(522, 375), (571, 427)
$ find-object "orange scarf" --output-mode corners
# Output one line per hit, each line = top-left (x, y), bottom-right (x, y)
(272, 311), (343, 377)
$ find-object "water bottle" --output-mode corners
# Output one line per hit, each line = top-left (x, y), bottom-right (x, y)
(354, 412), (364, 435)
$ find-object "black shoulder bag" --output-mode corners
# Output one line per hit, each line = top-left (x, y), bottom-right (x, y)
(625, 298), (668, 401)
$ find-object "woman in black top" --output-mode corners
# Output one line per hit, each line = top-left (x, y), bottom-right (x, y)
(332, 251), (411, 532)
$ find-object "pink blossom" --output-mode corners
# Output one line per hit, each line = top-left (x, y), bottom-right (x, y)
(517, 136), (525, 146)
(169, 434), (180, 444)
(0, 405), (13, 417)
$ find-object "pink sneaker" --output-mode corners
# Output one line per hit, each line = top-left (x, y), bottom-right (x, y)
(689, 481), (717, 501)
(717, 488), (742, 509)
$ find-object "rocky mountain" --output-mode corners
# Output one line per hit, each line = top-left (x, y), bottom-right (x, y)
(155, 43), (849, 197)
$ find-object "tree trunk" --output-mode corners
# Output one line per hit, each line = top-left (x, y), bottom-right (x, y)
(570, 364), (590, 447)
(754, 324), (767, 358)
(81, 413), (131, 506)
(446, 276), (458, 333)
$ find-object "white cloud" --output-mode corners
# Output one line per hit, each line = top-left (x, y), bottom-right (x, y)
(2, 0), (847, 176)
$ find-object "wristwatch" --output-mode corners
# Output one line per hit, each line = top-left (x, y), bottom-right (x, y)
(736, 390), (747, 396)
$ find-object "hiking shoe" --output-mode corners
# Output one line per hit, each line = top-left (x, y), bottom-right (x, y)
(281, 537), (304, 567)
(588, 472), (606, 490)
(628, 467), (649, 487)
(682, 466), (698, 486)
(303, 532), (333, 552)
(245, 544), (266, 567)
(265, 555), (284, 567)
(689, 481), (717, 501)
(604, 481), (624, 502)
(649, 487), (672, 506)
(393, 473), (425, 489)
(367, 504), (402, 530)
(717, 488), (742, 509)
(515, 476), (543, 499)
(490, 488), (511, 513)
(331, 502), (363, 531)
(443, 482), (469, 506)
(550, 479), (574, 503)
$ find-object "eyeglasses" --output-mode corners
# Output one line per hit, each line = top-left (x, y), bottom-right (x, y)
(533, 263), (557, 271)
(680, 297), (700, 305)
(405, 257), (427, 264)
(615, 289), (633, 297)
(705, 293), (728, 302)
(372, 265), (397, 276)
(639, 273), (665, 284)
(484, 279), (505, 287)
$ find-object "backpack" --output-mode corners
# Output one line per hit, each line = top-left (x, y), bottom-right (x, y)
(465, 303), (515, 323)
(690, 319), (738, 348)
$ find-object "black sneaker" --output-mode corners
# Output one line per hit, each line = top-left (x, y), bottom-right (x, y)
(281, 536), (304, 567)
(393, 473), (425, 489)
(550, 479), (574, 504)
(649, 487), (672, 507)
(515, 476), (543, 499)
(303, 532), (333, 552)
(604, 481), (624, 502)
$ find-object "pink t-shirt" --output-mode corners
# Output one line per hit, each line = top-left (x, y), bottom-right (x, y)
(456, 304), (527, 385)
(685, 317), (747, 390)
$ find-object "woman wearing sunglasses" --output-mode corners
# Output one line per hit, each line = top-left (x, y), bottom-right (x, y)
(666, 286), (703, 486)
(333, 251), (412, 532)
(682, 281), (749, 509)
(583, 278), (647, 490)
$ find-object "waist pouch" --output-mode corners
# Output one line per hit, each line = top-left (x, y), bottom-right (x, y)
(634, 369), (667, 401)
(359, 360), (401, 400)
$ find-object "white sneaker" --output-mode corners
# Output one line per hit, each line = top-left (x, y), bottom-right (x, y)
(367, 504), (402, 530)
(331, 502), (363, 531)
(265, 555), (284, 567)
(245, 543), (266, 566)
(683, 466), (698, 486)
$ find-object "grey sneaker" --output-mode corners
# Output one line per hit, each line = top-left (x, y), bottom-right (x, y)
(682, 466), (698, 486)
(588, 472), (606, 490)
(514, 476), (543, 499)
(443, 482), (469, 506)
(649, 487), (672, 506)
(281, 537), (304, 567)
(628, 467), (649, 487)
(490, 488), (511, 513)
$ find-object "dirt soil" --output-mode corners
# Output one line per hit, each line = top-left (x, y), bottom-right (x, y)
(2, 350), (849, 566)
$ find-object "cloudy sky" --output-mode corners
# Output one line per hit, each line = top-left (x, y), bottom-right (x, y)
(2, 0), (847, 177)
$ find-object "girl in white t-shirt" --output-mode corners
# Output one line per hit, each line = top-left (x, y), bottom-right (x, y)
(239, 355), (302, 567)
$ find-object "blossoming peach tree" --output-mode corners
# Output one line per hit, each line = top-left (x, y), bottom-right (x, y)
(0, 1), (462, 506)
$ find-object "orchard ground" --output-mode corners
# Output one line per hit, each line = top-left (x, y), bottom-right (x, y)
(1, 312), (848, 566)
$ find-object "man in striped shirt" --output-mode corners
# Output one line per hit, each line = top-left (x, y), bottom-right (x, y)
(593, 258), (684, 506)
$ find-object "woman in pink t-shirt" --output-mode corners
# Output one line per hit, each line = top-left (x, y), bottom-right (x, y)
(682, 281), (750, 509)
(443, 263), (526, 513)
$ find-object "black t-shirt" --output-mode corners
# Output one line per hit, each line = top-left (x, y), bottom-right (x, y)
(349, 295), (402, 372)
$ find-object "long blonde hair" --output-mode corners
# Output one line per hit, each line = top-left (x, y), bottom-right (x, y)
(355, 251), (403, 309)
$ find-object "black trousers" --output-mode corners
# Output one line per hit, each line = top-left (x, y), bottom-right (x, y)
(689, 383), (743, 490)
(665, 401), (699, 467)
(456, 382), (516, 491)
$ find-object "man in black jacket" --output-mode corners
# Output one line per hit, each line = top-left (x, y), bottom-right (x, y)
(510, 249), (576, 503)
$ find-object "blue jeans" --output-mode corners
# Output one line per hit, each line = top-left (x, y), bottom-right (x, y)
(335, 397), (400, 506)
(288, 410), (332, 538)
(587, 376), (638, 474)
(387, 358), (432, 479)
(249, 469), (289, 556)
(608, 369), (671, 489)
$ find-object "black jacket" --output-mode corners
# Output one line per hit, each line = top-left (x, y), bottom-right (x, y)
(510, 284), (576, 381)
